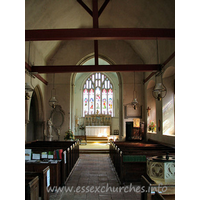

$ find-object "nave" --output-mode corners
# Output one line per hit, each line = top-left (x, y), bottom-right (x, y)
(49, 154), (141, 200)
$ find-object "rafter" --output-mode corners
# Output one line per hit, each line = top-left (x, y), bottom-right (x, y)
(77, 0), (93, 16)
(25, 62), (48, 85)
(143, 52), (175, 83)
(98, 0), (110, 17)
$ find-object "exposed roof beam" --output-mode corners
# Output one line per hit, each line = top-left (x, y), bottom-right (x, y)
(31, 64), (161, 74)
(77, 0), (93, 17)
(143, 51), (175, 83)
(25, 62), (48, 85)
(162, 51), (175, 66)
(92, 0), (99, 28)
(25, 28), (175, 41)
(92, 0), (99, 65)
(98, 0), (110, 17)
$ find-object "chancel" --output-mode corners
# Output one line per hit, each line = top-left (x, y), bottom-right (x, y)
(25, 0), (175, 199)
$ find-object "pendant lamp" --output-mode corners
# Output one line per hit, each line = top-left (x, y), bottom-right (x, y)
(49, 73), (58, 108)
(152, 40), (167, 101)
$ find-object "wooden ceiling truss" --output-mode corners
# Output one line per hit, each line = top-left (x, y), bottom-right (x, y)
(25, 0), (175, 77)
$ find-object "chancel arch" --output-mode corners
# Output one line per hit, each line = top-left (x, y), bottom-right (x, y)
(70, 55), (123, 139)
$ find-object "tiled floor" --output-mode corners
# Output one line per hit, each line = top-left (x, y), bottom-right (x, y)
(49, 154), (141, 200)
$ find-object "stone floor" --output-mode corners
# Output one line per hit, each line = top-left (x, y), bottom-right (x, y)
(49, 154), (141, 200)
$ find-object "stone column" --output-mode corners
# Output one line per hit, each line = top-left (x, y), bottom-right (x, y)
(25, 120), (29, 142)
(118, 82), (123, 140)
(71, 84), (75, 133)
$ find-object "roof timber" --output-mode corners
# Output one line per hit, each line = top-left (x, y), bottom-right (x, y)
(25, 28), (175, 41)
(31, 64), (161, 74)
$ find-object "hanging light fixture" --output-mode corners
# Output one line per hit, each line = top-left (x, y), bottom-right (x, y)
(126, 71), (139, 110)
(49, 73), (58, 108)
(152, 40), (167, 101)
(152, 80), (167, 101)
(132, 72), (139, 110)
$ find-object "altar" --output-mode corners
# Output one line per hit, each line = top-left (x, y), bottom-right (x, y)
(86, 126), (110, 137)
(84, 114), (111, 137)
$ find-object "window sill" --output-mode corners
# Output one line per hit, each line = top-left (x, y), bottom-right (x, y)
(147, 131), (157, 134)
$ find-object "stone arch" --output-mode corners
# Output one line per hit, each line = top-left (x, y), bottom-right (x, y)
(163, 66), (175, 78)
(70, 55), (124, 139)
(26, 85), (45, 141)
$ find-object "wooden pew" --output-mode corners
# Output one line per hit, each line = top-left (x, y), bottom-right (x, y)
(25, 147), (66, 185)
(153, 192), (165, 200)
(153, 192), (175, 200)
(25, 166), (50, 200)
(25, 141), (79, 168)
(25, 161), (61, 188)
(25, 176), (39, 200)
(110, 141), (175, 184)
(25, 141), (79, 183)
(141, 175), (175, 200)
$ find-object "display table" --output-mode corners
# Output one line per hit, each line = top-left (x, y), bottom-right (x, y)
(86, 126), (110, 137)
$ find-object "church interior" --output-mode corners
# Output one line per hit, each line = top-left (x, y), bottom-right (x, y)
(23, 0), (178, 199)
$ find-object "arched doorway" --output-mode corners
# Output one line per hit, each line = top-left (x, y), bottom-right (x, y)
(26, 85), (45, 142)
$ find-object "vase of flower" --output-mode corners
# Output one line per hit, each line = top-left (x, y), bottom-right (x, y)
(148, 121), (156, 133)
(64, 129), (74, 141)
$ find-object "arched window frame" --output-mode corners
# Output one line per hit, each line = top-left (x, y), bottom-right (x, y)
(83, 73), (114, 117)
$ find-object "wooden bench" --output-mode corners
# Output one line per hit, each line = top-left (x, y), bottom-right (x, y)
(141, 175), (175, 200)
(153, 192), (175, 200)
(26, 161), (61, 188)
(110, 141), (175, 184)
(25, 141), (79, 167)
(25, 166), (50, 200)
(25, 141), (79, 183)
(25, 176), (39, 200)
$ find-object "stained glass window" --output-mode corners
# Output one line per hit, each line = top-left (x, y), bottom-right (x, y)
(83, 89), (88, 115)
(102, 89), (107, 114)
(89, 89), (94, 114)
(108, 89), (113, 116)
(83, 73), (113, 117)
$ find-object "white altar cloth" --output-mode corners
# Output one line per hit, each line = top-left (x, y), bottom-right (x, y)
(86, 126), (110, 137)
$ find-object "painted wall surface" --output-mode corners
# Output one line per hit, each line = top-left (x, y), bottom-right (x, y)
(44, 73), (71, 141)
(147, 86), (156, 132)
(144, 58), (175, 146)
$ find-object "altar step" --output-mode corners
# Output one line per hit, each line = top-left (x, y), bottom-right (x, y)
(79, 149), (109, 154)
(86, 136), (108, 143)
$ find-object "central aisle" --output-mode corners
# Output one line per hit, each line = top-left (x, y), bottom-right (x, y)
(50, 154), (141, 200)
